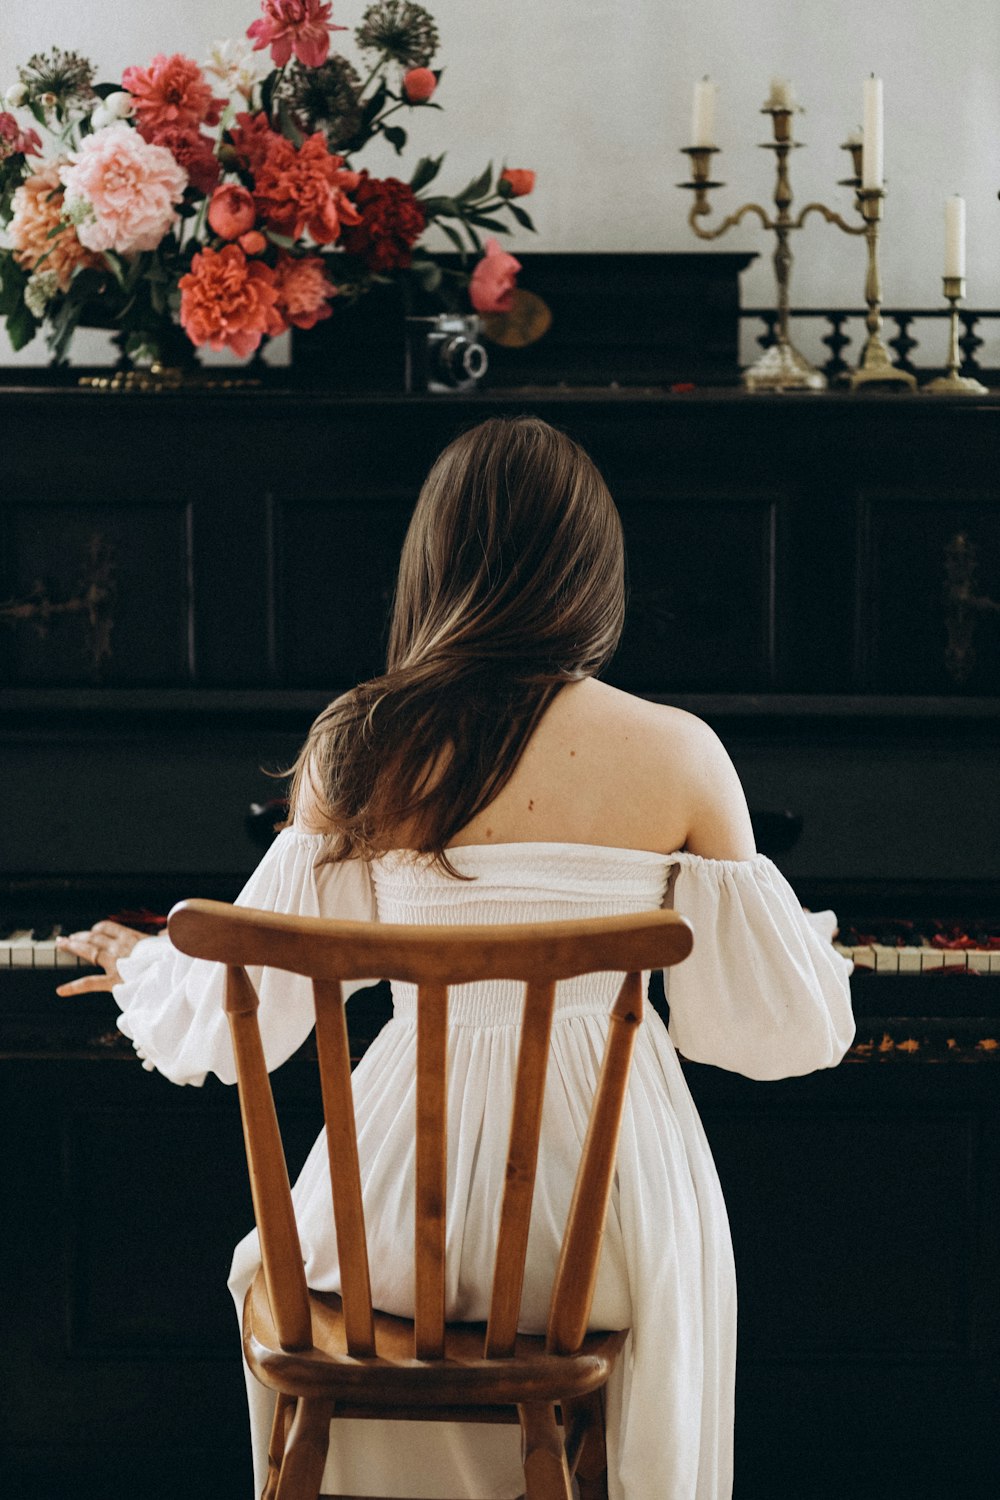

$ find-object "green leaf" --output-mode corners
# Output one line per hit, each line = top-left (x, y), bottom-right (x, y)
(409, 154), (444, 193)
(265, 230), (296, 249)
(412, 260), (442, 292)
(457, 164), (493, 204)
(92, 81), (123, 99)
(435, 219), (470, 261)
(462, 213), (511, 233)
(381, 124), (407, 155)
(276, 98), (304, 147)
(417, 195), (461, 218)
(506, 202), (536, 231)
(6, 298), (39, 351)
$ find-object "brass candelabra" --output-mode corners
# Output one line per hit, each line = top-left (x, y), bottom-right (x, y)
(679, 99), (906, 391)
(923, 277), (989, 395)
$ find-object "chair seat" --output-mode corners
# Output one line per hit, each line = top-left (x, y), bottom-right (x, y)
(243, 1270), (629, 1411)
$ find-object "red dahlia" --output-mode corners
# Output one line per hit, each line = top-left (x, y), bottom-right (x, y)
(339, 170), (425, 272)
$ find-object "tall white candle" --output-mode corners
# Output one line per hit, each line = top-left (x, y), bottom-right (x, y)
(766, 77), (795, 110)
(944, 195), (966, 279)
(862, 75), (883, 189)
(691, 77), (717, 148)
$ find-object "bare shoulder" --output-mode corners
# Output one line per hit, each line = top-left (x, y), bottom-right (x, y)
(551, 681), (756, 858)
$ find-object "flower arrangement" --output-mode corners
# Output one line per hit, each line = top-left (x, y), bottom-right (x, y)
(0, 2), (535, 366)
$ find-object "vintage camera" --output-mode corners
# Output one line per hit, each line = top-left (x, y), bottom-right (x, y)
(406, 313), (489, 394)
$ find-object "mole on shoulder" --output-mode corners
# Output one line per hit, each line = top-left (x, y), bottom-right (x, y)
(528, 799), (535, 811)
(570, 750), (576, 757)
(485, 827), (493, 838)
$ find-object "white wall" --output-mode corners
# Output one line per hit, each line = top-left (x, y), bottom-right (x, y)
(3, 0), (999, 368)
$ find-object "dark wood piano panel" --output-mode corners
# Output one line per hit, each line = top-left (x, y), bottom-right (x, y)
(3, 384), (1000, 1500)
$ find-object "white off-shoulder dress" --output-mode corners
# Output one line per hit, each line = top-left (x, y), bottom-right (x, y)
(113, 832), (854, 1500)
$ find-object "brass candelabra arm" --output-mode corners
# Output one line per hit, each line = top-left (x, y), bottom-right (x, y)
(686, 198), (774, 240)
(793, 201), (867, 236)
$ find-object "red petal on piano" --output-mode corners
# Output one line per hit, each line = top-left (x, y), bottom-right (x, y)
(105, 908), (168, 932)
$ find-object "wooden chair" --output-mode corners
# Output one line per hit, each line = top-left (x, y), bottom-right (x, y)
(167, 899), (694, 1500)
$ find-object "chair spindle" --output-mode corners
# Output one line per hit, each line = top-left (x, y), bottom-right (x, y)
(313, 977), (376, 1357)
(415, 981), (449, 1358)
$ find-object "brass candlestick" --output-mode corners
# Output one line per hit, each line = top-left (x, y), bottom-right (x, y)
(923, 277), (989, 395)
(679, 98), (865, 392)
(850, 187), (916, 389)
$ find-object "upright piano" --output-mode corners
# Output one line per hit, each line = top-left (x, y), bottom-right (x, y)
(3, 382), (999, 1500)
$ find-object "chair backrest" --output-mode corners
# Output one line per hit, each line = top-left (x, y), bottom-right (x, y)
(168, 899), (693, 1362)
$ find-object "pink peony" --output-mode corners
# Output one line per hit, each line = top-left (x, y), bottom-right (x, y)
(238, 229), (268, 255)
(179, 243), (284, 357)
(208, 184), (256, 240)
(0, 111), (42, 160)
(402, 68), (436, 103)
(499, 168), (535, 198)
(273, 251), (337, 329)
(123, 53), (225, 135)
(468, 237), (522, 314)
(247, 0), (345, 69)
(60, 123), (188, 255)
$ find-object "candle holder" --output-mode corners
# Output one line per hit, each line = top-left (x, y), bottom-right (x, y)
(849, 187), (916, 389)
(680, 100), (866, 392)
(923, 277), (990, 395)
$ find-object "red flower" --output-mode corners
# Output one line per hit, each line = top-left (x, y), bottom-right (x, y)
(402, 68), (437, 103)
(253, 133), (361, 244)
(499, 168), (535, 198)
(0, 112), (42, 159)
(144, 124), (220, 195)
(239, 229), (268, 255)
(339, 170), (426, 272)
(469, 237), (521, 314)
(273, 251), (337, 329)
(122, 53), (225, 134)
(228, 111), (281, 176)
(208, 184), (257, 240)
(247, 0), (345, 69)
(179, 243), (284, 357)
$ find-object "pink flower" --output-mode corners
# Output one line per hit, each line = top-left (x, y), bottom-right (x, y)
(144, 124), (220, 195)
(402, 68), (436, 103)
(0, 111), (42, 160)
(499, 168), (535, 198)
(60, 123), (188, 255)
(179, 243), (284, 357)
(273, 251), (337, 329)
(468, 237), (521, 314)
(122, 53), (225, 134)
(208, 184), (256, 240)
(247, 0), (345, 69)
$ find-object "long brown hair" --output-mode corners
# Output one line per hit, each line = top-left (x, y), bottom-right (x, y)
(289, 415), (625, 869)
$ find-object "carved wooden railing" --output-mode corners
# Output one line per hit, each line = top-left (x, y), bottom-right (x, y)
(742, 307), (1000, 383)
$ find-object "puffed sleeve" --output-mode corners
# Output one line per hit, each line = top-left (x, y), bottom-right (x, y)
(664, 851), (855, 1080)
(112, 828), (377, 1087)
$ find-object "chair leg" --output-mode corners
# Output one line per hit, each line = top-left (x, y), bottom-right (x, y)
(263, 1394), (296, 1500)
(273, 1397), (333, 1500)
(518, 1402), (573, 1500)
(561, 1392), (609, 1500)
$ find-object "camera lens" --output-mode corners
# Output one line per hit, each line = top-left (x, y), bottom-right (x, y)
(434, 334), (489, 387)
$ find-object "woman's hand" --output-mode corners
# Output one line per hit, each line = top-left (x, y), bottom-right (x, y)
(55, 921), (147, 996)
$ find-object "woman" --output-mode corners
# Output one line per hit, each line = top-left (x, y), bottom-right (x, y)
(57, 415), (854, 1500)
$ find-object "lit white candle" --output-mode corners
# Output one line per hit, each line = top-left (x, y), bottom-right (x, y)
(944, 195), (966, 279)
(862, 75), (883, 189)
(691, 76), (717, 148)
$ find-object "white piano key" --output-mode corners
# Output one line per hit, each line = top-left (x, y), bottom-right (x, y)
(968, 950), (992, 974)
(920, 950), (945, 972)
(7, 931), (35, 967)
(897, 947), (923, 973)
(32, 940), (58, 966)
(990, 953), (1000, 975)
(872, 945), (901, 973)
(939, 949), (968, 970)
(851, 945), (876, 971)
